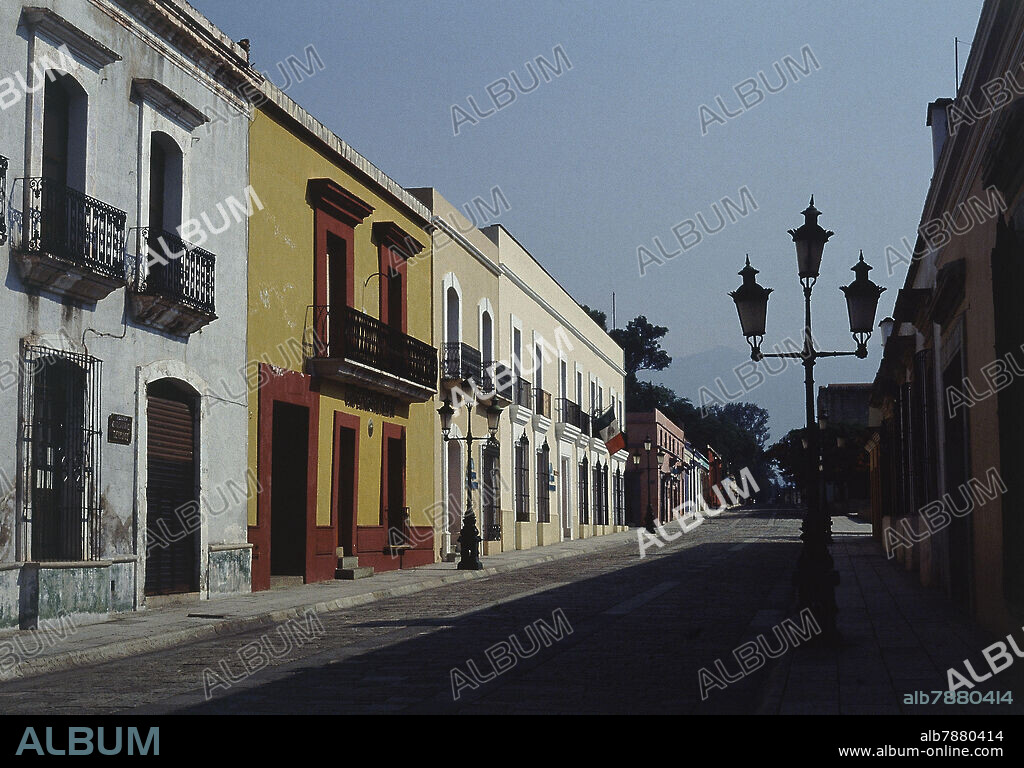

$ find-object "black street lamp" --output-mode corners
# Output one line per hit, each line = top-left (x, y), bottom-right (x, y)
(438, 398), (502, 570)
(638, 435), (663, 534)
(728, 197), (884, 643)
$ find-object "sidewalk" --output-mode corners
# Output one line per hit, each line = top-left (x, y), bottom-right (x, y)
(757, 517), (1024, 715)
(0, 531), (635, 682)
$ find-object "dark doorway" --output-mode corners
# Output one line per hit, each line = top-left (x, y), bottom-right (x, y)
(270, 402), (309, 577)
(31, 358), (87, 561)
(145, 380), (199, 596)
(385, 435), (406, 538)
(335, 425), (356, 556)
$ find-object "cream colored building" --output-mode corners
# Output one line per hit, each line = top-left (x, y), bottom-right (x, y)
(409, 188), (503, 558)
(485, 224), (629, 550)
(411, 190), (628, 559)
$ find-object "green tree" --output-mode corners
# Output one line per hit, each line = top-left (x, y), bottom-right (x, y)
(721, 402), (771, 452)
(609, 315), (671, 388)
(580, 304), (607, 331)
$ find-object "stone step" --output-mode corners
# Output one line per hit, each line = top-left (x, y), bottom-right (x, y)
(338, 556), (360, 569)
(336, 566), (374, 580)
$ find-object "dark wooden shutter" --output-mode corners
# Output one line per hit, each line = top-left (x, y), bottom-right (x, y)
(145, 395), (197, 595)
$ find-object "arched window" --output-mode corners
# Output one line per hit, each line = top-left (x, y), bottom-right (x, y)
(481, 310), (493, 364)
(446, 286), (460, 345)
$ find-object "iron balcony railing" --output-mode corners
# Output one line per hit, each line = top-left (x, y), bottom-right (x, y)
(557, 397), (591, 434)
(132, 228), (216, 315)
(535, 388), (552, 418)
(19, 177), (126, 278)
(440, 342), (482, 383)
(0, 155), (8, 246)
(485, 361), (514, 400)
(306, 305), (437, 390)
(514, 378), (532, 409)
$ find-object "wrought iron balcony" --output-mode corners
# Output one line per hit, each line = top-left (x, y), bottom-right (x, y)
(305, 304), (437, 401)
(556, 398), (594, 435)
(127, 228), (217, 336)
(12, 177), (127, 302)
(485, 361), (515, 401)
(535, 388), (552, 419)
(514, 378), (532, 409)
(0, 155), (7, 246)
(440, 342), (482, 383)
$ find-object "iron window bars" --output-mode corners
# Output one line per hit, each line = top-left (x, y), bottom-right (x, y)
(20, 343), (103, 561)
(0, 155), (8, 246)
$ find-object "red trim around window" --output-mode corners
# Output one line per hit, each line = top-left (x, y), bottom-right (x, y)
(308, 179), (374, 309)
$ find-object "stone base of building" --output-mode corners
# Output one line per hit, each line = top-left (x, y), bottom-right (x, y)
(0, 543), (253, 629)
(208, 544), (254, 598)
(0, 559), (133, 631)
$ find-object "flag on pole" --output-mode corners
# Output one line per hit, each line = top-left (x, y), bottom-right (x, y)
(593, 405), (626, 454)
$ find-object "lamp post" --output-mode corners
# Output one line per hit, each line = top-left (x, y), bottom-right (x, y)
(638, 435), (663, 533)
(728, 197), (884, 643)
(438, 398), (502, 570)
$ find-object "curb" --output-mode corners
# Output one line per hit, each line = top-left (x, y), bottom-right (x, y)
(2, 531), (636, 682)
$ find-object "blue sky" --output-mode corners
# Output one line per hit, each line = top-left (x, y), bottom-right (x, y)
(193, 0), (984, 439)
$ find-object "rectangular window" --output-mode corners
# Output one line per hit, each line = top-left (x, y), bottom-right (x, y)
(513, 327), (522, 379)
(536, 446), (550, 523)
(534, 342), (543, 391)
(614, 470), (625, 525)
(515, 436), (530, 522)
(482, 441), (501, 541)
(578, 460), (589, 525)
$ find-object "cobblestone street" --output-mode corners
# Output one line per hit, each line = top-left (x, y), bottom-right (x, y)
(1, 507), (1018, 716)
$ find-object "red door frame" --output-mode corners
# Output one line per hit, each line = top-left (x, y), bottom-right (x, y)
(249, 364), (322, 591)
(331, 411), (361, 558)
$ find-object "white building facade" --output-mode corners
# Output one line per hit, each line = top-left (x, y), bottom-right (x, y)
(0, 0), (254, 629)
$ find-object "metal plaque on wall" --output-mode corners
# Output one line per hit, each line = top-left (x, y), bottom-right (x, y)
(107, 414), (133, 445)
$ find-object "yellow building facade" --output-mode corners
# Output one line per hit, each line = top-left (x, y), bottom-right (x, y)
(247, 84), (437, 588)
